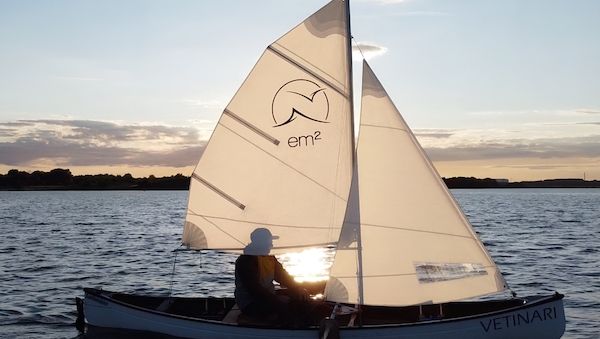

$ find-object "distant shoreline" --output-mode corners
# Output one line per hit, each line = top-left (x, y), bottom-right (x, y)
(442, 177), (600, 189)
(1, 168), (599, 190)
(0, 187), (189, 191)
(3, 187), (600, 191)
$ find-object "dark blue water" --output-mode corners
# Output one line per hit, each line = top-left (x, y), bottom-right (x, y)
(0, 189), (598, 338)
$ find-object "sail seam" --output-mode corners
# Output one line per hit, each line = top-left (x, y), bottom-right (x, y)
(345, 221), (473, 239)
(360, 123), (407, 132)
(187, 211), (343, 230)
(189, 208), (246, 246)
(195, 242), (338, 252)
(271, 242), (337, 250)
(268, 44), (348, 99)
(218, 123), (348, 201)
(223, 109), (280, 145)
(191, 173), (246, 210)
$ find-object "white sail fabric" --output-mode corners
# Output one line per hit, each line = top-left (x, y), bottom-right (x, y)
(183, 0), (353, 254)
(325, 61), (507, 306)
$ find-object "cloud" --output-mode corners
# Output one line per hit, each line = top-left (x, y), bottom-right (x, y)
(3, 117), (599, 171)
(0, 120), (206, 168)
(576, 109), (600, 114)
(424, 135), (600, 162)
(0, 138), (205, 167)
(0, 122), (33, 127)
(491, 164), (587, 171)
(9, 120), (201, 145)
(353, 42), (388, 60)
(415, 132), (454, 139)
(414, 129), (454, 139)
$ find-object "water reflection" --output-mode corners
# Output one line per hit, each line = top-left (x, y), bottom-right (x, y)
(277, 247), (334, 283)
(1, 190), (599, 338)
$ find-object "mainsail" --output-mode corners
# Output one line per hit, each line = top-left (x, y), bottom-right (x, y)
(325, 61), (507, 306)
(183, 0), (354, 254)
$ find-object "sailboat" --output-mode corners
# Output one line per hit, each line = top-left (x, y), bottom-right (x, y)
(78, 1), (566, 338)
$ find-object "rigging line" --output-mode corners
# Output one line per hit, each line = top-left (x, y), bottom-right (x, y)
(217, 122), (348, 202)
(344, 221), (474, 239)
(268, 44), (348, 99)
(360, 123), (408, 132)
(168, 246), (181, 297)
(189, 208), (246, 246)
(187, 211), (343, 230)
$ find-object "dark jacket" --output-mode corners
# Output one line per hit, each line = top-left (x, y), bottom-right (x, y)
(234, 255), (297, 310)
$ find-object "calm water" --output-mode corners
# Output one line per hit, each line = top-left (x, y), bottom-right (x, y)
(0, 189), (598, 338)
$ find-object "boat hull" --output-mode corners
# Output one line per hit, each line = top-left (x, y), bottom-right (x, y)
(81, 289), (565, 338)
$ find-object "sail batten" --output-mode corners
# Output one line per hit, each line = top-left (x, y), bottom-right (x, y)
(191, 174), (246, 210)
(268, 45), (348, 98)
(223, 109), (280, 145)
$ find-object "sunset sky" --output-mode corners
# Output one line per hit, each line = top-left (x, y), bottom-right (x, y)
(1, 0), (599, 181)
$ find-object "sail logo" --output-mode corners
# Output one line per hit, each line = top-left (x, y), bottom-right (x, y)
(271, 79), (329, 127)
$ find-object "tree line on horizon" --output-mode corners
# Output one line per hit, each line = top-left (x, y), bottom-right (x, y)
(0, 168), (190, 190)
(0, 168), (599, 190)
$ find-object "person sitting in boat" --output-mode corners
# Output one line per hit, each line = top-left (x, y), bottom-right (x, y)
(234, 227), (310, 326)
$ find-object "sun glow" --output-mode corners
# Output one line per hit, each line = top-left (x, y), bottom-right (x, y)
(277, 248), (334, 283)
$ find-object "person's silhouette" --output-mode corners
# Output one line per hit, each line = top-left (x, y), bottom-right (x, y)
(234, 228), (309, 326)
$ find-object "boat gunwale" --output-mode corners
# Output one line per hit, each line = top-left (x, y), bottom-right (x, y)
(83, 288), (564, 331)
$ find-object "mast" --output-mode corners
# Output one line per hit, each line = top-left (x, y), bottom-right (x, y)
(344, 0), (364, 307)
(345, 0), (356, 153)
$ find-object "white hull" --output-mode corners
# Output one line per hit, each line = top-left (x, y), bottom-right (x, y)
(82, 289), (565, 339)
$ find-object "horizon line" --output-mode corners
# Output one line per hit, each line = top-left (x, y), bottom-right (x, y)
(1, 168), (597, 183)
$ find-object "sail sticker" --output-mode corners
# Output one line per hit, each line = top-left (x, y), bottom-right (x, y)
(415, 262), (488, 283)
(272, 79), (329, 127)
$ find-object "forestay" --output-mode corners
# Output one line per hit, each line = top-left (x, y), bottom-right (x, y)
(325, 61), (507, 306)
(183, 0), (354, 254)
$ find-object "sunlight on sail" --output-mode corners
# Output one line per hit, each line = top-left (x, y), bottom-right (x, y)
(277, 247), (334, 282)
